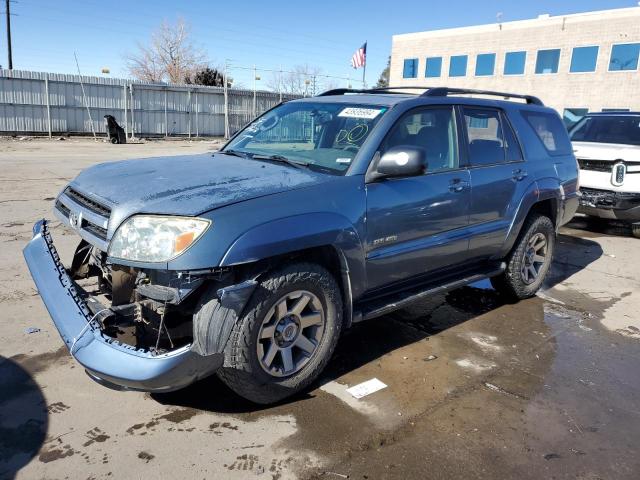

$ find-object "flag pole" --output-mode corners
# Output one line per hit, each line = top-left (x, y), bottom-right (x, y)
(362, 41), (367, 88)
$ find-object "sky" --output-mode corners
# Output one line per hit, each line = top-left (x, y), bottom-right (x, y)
(1, 0), (637, 90)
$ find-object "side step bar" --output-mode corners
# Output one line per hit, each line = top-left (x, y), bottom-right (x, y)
(353, 263), (506, 323)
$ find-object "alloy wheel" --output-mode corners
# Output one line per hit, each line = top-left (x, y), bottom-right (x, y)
(256, 290), (325, 377)
(521, 232), (548, 284)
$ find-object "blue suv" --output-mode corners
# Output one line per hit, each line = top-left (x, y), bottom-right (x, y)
(24, 87), (579, 403)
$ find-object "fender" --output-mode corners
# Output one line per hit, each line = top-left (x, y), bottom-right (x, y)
(535, 176), (563, 223)
(219, 212), (366, 324)
(499, 177), (560, 257)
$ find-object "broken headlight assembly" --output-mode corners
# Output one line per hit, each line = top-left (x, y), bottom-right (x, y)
(108, 215), (210, 263)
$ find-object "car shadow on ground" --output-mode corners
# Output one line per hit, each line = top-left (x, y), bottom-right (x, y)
(544, 232), (604, 288)
(564, 215), (633, 238)
(0, 357), (48, 480)
(153, 231), (603, 413)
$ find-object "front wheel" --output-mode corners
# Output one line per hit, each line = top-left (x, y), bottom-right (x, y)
(217, 262), (342, 404)
(491, 214), (555, 300)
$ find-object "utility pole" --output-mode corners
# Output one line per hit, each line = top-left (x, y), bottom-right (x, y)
(252, 64), (256, 118)
(223, 59), (230, 139)
(5, 0), (13, 69)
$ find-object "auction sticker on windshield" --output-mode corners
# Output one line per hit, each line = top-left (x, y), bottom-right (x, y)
(338, 107), (384, 119)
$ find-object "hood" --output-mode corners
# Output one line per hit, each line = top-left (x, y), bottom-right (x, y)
(572, 141), (640, 162)
(69, 153), (330, 221)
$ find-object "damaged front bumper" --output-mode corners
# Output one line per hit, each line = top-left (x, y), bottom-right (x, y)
(23, 220), (222, 392)
(578, 187), (640, 222)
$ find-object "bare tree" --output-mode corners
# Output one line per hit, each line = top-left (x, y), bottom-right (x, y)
(126, 18), (206, 83)
(266, 64), (325, 95)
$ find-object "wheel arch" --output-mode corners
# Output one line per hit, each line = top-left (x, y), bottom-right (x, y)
(499, 178), (562, 257)
(219, 213), (366, 328)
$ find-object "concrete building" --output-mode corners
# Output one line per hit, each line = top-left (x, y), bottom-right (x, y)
(389, 7), (640, 126)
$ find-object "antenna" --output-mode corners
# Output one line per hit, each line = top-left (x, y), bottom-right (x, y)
(497, 12), (503, 30)
(74, 52), (97, 141)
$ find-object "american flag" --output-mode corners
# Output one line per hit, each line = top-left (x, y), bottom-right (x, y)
(351, 42), (367, 69)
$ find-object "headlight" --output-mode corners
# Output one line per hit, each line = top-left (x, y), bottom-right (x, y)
(108, 215), (210, 263)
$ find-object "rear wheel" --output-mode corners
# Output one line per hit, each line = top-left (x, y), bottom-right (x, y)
(631, 223), (640, 239)
(491, 214), (555, 299)
(217, 262), (342, 404)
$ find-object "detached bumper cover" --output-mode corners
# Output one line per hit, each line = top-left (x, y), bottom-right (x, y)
(23, 220), (222, 392)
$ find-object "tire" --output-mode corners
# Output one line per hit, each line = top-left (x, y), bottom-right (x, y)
(632, 223), (640, 239)
(491, 213), (555, 300)
(217, 262), (342, 404)
(110, 136), (119, 144)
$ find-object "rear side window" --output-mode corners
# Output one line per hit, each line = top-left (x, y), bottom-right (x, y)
(522, 110), (573, 155)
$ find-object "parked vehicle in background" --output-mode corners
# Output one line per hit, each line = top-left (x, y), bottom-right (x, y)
(24, 87), (578, 404)
(570, 112), (640, 238)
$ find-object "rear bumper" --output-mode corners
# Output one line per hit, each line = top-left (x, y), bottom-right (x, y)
(578, 188), (640, 222)
(23, 220), (222, 392)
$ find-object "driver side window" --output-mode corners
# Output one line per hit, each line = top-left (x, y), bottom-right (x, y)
(382, 107), (459, 172)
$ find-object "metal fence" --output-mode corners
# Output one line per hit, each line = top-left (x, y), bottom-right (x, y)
(0, 69), (300, 138)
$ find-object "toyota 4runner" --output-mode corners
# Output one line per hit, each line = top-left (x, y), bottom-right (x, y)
(570, 112), (640, 237)
(24, 87), (579, 404)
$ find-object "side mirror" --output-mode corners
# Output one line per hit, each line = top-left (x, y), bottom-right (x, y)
(373, 146), (426, 180)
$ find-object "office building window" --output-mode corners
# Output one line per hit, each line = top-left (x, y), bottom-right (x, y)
(609, 43), (640, 71)
(403, 58), (418, 78)
(475, 53), (496, 76)
(504, 51), (526, 75)
(425, 57), (443, 78)
(570, 46), (599, 73)
(535, 49), (561, 74)
(562, 108), (589, 128)
(449, 55), (468, 77)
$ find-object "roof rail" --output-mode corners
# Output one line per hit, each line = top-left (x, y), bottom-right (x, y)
(317, 86), (429, 96)
(421, 87), (544, 106)
(317, 86), (544, 106)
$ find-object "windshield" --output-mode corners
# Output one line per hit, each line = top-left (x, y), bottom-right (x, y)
(569, 115), (640, 146)
(223, 101), (389, 174)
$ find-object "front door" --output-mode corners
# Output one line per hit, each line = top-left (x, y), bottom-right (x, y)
(365, 106), (471, 292)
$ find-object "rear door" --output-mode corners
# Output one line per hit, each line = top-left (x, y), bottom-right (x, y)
(461, 107), (527, 260)
(365, 105), (471, 291)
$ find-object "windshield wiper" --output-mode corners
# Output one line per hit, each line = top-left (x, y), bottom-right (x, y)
(251, 154), (309, 170)
(220, 149), (250, 158)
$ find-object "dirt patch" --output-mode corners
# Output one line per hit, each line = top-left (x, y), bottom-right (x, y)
(10, 346), (69, 377)
(38, 444), (76, 463)
(82, 427), (110, 447)
(137, 451), (155, 463)
(157, 407), (200, 423)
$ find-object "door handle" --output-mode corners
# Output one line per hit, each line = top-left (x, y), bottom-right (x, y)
(512, 168), (528, 181)
(448, 178), (469, 193)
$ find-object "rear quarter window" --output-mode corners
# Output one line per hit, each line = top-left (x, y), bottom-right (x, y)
(521, 110), (573, 156)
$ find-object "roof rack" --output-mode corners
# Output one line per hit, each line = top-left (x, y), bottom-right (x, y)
(421, 87), (544, 106)
(317, 86), (428, 96)
(317, 86), (544, 106)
